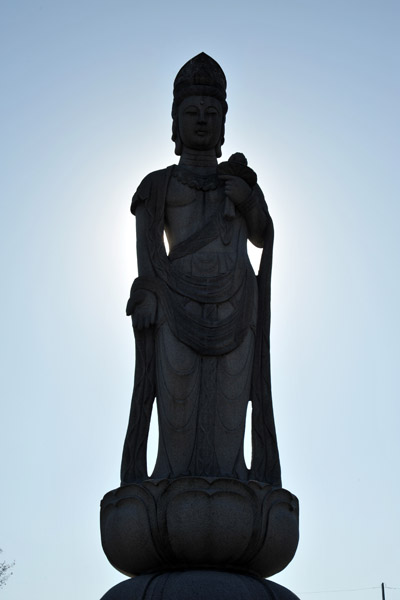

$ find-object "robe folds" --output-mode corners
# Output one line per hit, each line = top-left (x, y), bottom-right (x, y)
(121, 166), (281, 486)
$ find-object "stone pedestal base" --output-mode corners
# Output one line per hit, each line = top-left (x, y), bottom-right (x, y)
(101, 571), (300, 600)
(101, 477), (299, 579)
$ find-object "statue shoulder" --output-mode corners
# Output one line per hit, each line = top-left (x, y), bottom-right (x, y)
(131, 166), (175, 215)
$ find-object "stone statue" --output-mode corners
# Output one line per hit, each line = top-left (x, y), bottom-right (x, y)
(100, 54), (300, 600)
(121, 52), (281, 486)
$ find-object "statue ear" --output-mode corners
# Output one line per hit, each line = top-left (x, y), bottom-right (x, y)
(174, 124), (183, 156)
(175, 135), (183, 156)
(216, 122), (225, 158)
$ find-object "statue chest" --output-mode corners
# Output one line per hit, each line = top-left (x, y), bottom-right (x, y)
(164, 178), (225, 248)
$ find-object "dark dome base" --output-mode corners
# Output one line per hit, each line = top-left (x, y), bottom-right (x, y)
(100, 570), (300, 600)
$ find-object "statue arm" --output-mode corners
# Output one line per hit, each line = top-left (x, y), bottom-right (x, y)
(237, 184), (271, 248)
(221, 174), (271, 248)
(135, 202), (157, 278)
(126, 182), (157, 328)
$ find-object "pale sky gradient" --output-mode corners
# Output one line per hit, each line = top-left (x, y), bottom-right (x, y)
(1, 1), (399, 599)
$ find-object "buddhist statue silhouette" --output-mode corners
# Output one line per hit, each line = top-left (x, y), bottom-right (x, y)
(100, 55), (299, 599)
(121, 52), (281, 486)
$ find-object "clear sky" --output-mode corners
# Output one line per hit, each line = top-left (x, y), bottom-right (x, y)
(1, 1), (399, 599)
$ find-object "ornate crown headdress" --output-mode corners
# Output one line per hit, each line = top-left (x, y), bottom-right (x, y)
(172, 52), (228, 113)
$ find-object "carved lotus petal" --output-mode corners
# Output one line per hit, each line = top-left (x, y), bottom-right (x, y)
(165, 490), (253, 564)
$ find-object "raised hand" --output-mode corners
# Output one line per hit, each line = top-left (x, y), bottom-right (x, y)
(219, 174), (251, 206)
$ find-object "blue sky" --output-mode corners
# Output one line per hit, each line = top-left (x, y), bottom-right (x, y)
(1, 1), (399, 599)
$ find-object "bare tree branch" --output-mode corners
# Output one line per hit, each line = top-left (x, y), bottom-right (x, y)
(0, 549), (15, 589)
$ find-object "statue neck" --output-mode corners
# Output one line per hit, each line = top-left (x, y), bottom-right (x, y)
(179, 148), (218, 168)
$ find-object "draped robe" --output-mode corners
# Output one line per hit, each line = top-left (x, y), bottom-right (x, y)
(121, 166), (281, 486)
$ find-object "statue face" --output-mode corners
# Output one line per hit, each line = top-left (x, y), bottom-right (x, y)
(178, 96), (223, 152)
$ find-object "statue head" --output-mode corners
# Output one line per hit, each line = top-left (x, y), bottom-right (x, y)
(172, 53), (228, 157)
